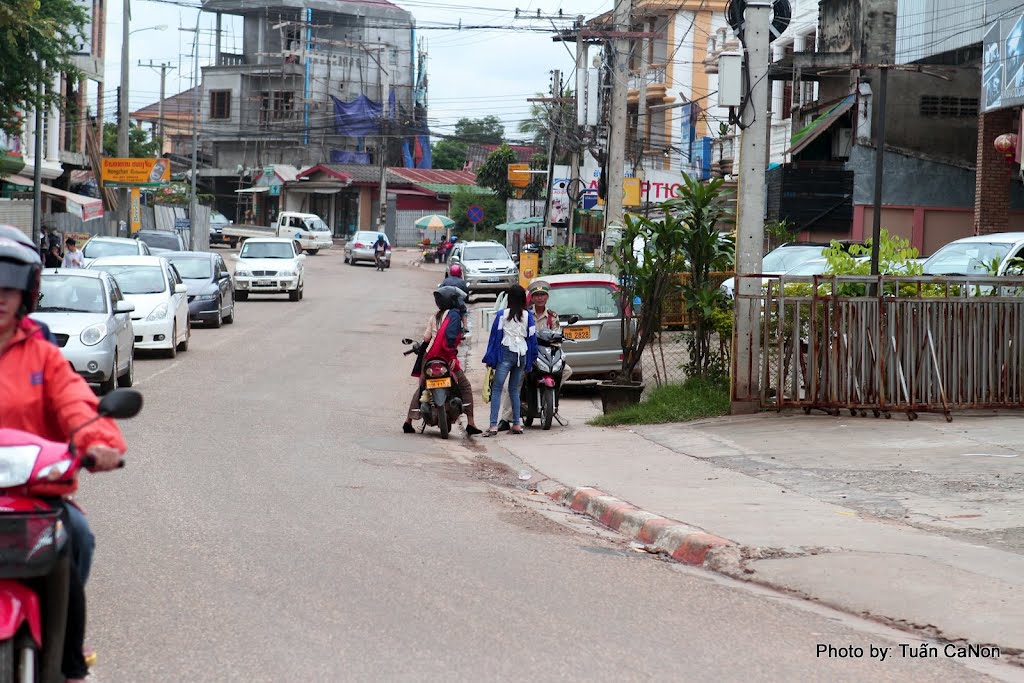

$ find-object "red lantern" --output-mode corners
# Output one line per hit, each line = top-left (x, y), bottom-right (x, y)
(994, 133), (1018, 164)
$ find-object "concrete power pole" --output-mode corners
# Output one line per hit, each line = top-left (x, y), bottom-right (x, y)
(118, 0), (131, 236)
(604, 0), (632, 241)
(141, 61), (175, 154)
(541, 69), (561, 238)
(731, 1), (772, 413)
(568, 15), (587, 249)
(376, 69), (390, 233)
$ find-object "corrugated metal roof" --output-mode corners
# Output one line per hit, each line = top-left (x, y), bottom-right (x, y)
(416, 183), (493, 196)
(391, 168), (478, 185)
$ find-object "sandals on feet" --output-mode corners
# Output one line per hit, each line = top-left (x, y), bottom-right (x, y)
(483, 428), (499, 437)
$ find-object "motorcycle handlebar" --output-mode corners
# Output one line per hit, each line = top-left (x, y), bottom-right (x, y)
(80, 455), (126, 470)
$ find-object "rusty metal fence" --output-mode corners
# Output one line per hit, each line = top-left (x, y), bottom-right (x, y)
(734, 274), (1024, 420)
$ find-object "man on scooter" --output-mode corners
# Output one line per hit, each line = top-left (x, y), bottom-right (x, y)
(440, 263), (469, 295)
(402, 284), (482, 436)
(0, 227), (125, 682)
(497, 280), (572, 431)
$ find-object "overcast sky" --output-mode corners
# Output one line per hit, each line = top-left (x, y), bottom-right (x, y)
(104, 0), (607, 140)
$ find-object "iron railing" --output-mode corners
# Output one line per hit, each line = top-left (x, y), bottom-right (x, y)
(733, 274), (1024, 420)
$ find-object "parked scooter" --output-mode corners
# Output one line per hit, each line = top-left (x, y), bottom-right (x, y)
(403, 339), (464, 439)
(521, 315), (579, 430)
(0, 388), (141, 683)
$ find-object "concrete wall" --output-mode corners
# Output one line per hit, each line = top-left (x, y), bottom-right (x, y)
(846, 144), (979, 207)
(882, 67), (981, 164)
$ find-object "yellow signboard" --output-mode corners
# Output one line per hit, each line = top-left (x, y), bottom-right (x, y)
(519, 252), (539, 288)
(623, 177), (641, 207)
(508, 163), (531, 188)
(101, 158), (170, 187)
(130, 188), (142, 234)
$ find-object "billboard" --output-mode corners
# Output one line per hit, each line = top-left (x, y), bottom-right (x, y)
(982, 6), (1024, 111)
(100, 158), (170, 188)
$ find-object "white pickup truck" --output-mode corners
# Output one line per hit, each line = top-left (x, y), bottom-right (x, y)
(223, 211), (334, 254)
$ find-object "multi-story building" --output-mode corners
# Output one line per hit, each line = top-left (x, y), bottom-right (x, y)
(196, 0), (422, 221)
(0, 0), (107, 232)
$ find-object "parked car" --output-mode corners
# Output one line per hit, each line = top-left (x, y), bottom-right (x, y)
(923, 232), (1024, 276)
(541, 273), (635, 381)
(30, 269), (136, 393)
(86, 255), (191, 358)
(164, 251), (236, 328)
(81, 236), (151, 267)
(209, 211), (234, 247)
(447, 241), (518, 296)
(231, 237), (306, 301)
(135, 229), (187, 254)
(720, 241), (861, 298)
(344, 231), (391, 267)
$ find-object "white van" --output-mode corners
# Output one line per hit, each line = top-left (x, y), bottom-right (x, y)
(275, 212), (334, 254)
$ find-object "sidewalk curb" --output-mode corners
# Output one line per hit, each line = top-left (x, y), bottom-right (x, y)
(548, 486), (737, 567)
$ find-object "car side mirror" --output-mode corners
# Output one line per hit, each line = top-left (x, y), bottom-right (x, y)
(97, 388), (144, 419)
(230, 254), (239, 261)
(115, 300), (135, 314)
(298, 254), (307, 261)
(567, 314), (581, 325)
(174, 283), (187, 294)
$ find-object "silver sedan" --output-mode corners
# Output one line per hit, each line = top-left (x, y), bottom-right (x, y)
(30, 269), (136, 393)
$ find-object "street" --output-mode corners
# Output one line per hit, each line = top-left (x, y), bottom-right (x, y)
(75, 250), (1016, 681)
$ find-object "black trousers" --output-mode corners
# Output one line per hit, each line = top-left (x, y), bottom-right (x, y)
(55, 501), (88, 678)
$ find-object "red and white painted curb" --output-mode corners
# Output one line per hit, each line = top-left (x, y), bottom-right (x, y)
(549, 486), (735, 566)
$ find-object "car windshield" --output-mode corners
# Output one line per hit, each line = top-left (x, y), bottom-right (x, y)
(304, 218), (330, 232)
(138, 233), (181, 250)
(547, 285), (620, 320)
(98, 265), (166, 294)
(82, 240), (138, 259)
(464, 246), (509, 261)
(786, 259), (831, 276)
(210, 212), (229, 226)
(762, 246), (826, 273)
(924, 242), (1014, 275)
(240, 242), (294, 259)
(169, 258), (212, 280)
(37, 275), (106, 313)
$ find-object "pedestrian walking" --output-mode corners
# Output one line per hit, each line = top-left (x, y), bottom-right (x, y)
(482, 284), (537, 436)
(62, 238), (84, 268)
(45, 243), (63, 268)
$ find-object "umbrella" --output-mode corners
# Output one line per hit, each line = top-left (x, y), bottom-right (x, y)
(415, 214), (455, 230)
(496, 216), (544, 231)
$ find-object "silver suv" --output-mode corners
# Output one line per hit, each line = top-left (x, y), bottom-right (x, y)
(447, 240), (519, 296)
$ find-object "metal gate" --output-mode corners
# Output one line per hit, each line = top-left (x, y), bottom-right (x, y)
(395, 209), (444, 247)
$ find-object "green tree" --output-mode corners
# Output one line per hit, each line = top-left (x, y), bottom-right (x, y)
(0, 0), (89, 136)
(102, 122), (161, 158)
(517, 89), (575, 163)
(430, 116), (507, 171)
(475, 143), (518, 202)
(448, 187), (504, 234)
(431, 138), (467, 170)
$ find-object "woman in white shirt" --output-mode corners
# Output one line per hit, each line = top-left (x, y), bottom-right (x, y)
(482, 284), (538, 435)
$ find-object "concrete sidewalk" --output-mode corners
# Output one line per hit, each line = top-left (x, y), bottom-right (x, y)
(469, 381), (1024, 661)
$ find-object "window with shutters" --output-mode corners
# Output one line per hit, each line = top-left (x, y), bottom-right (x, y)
(209, 91), (231, 120)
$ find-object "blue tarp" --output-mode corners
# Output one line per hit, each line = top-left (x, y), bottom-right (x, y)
(331, 94), (383, 137)
(330, 149), (371, 165)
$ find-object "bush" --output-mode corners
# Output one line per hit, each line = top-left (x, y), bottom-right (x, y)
(542, 246), (592, 275)
(590, 376), (730, 426)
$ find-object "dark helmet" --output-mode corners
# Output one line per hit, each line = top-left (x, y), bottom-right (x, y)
(433, 284), (467, 312)
(448, 263), (463, 279)
(0, 225), (42, 317)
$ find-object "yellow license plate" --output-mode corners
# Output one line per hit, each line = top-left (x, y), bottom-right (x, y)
(563, 326), (591, 340)
(425, 377), (451, 389)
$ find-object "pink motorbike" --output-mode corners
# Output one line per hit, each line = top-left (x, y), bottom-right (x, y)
(0, 388), (140, 682)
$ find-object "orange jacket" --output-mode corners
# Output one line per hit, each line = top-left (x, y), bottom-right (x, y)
(0, 318), (127, 468)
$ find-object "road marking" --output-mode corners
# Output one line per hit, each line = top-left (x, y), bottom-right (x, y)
(962, 453), (1019, 458)
(133, 359), (182, 387)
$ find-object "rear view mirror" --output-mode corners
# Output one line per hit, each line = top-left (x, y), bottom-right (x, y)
(97, 388), (143, 419)
(568, 315), (581, 325)
(115, 300), (135, 314)
(174, 283), (187, 294)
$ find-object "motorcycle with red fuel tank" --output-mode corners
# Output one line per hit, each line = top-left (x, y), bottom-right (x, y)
(0, 388), (141, 682)
(403, 338), (464, 440)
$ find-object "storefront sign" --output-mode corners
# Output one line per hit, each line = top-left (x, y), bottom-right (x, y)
(100, 158), (170, 187)
(519, 252), (539, 288)
(983, 2), (1024, 112)
(130, 188), (142, 233)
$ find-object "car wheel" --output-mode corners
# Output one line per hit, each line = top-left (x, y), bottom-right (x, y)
(307, 249), (319, 255)
(178, 321), (190, 351)
(289, 287), (300, 302)
(299, 282), (304, 300)
(224, 299), (235, 324)
(236, 291), (248, 301)
(211, 300), (223, 328)
(165, 324), (178, 359)
(99, 352), (117, 395)
(348, 256), (356, 266)
(118, 349), (135, 387)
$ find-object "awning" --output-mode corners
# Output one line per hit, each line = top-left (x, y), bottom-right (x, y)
(235, 186), (269, 194)
(4, 174), (104, 220)
(786, 93), (857, 156)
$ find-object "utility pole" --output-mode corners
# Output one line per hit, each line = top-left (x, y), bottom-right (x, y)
(542, 69), (561, 237)
(634, 29), (648, 174)
(604, 0), (631, 243)
(31, 76), (44, 247)
(869, 66), (889, 276)
(140, 61), (175, 154)
(568, 15), (587, 248)
(117, 0), (131, 236)
(731, 1), (772, 413)
(376, 69), (390, 233)
(187, 15), (202, 251)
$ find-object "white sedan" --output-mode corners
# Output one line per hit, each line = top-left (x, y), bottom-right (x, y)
(232, 237), (306, 301)
(87, 255), (191, 358)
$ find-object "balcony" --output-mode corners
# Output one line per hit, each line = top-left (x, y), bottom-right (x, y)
(704, 27), (741, 74)
(628, 64), (670, 103)
(712, 134), (737, 177)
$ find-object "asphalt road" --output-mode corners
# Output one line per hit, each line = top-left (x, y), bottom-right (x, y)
(77, 248), (1013, 681)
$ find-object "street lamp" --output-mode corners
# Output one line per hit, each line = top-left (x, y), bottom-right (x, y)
(130, 24), (168, 36)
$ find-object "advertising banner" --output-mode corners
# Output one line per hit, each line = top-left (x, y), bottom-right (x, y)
(100, 158), (170, 187)
(983, 3), (1024, 112)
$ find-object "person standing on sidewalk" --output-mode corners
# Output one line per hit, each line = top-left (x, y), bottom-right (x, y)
(62, 238), (84, 269)
(496, 280), (572, 431)
(482, 284), (537, 436)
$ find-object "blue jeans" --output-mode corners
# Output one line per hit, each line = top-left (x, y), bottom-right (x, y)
(490, 347), (526, 428)
(64, 501), (95, 585)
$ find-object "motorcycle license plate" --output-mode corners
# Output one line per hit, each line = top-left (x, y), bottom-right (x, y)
(563, 326), (591, 340)
(426, 377), (451, 389)
(255, 279), (273, 286)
